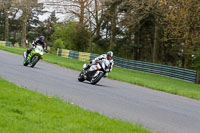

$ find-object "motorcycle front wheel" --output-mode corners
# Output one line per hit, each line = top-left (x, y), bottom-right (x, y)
(78, 71), (85, 82)
(23, 52), (29, 66)
(23, 59), (29, 66)
(90, 72), (104, 85)
(30, 55), (40, 68)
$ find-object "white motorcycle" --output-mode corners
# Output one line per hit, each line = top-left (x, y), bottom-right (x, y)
(78, 59), (110, 85)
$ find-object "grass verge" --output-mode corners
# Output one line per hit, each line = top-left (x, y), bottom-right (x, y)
(0, 77), (151, 133)
(0, 46), (200, 100)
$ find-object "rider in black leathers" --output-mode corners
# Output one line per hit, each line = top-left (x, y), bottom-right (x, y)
(25, 36), (47, 59)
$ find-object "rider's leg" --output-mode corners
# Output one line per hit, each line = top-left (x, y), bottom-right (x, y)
(84, 64), (92, 70)
(26, 47), (34, 57)
(84, 60), (94, 70)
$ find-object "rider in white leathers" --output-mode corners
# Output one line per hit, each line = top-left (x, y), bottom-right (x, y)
(84, 51), (114, 77)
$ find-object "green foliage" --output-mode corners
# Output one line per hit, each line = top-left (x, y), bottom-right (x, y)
(51, 22), (89, 52)
(90, 42), (105, 54)
(0, 10), (4, 40)
(37, 11), (58, 42)
(51, 22), (76, 49)
(27, 11), (41, 41)
(1, 0), (200, 69)
(191, 53), (200, 71)
(53, 39), (64, 49)
(73, 26), (90, 51)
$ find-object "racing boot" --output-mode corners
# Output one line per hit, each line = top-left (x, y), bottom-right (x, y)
(24, 52), (28, 60)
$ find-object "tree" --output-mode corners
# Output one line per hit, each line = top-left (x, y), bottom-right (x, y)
(51, 21), (89, 51)
(34, 11), (58, 46)
(54, 38), (64, 49)
(160, 0), (200, 68)
(69, 0), (92, 26)
(17, 0), (42, 47)
(1, 0), (12, 41)
(44, 11), (58, 42)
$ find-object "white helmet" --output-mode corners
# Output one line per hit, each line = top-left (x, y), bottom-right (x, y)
(107, 51), (113, 60)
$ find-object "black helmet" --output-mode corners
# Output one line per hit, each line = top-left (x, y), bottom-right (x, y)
(107, 51), (113, 60)
(39, 36), (45, 42)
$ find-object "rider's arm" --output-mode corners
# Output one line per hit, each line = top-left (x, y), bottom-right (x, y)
(32, 40), (39, 47)
(94, 54), (106, 61)
(44, 42), (47, 50)
(109, 60), (114, 72)
(32, 41), (35, 46)
(91, 55), (103, 64)
(104, 61), (113, 77)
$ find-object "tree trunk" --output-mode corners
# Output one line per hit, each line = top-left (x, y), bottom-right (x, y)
(110, 11), (117, 50)
(153, 21), (159, 63)
(4, 8), (9, 41)
(196, 71), (200, 84)
(79, 0), (85, 26)
(183, 53), (188, 69)
(13, 30), (17, 45)
(21, 10), (29, 48)
(95, 0), (100, 37)
(88, 6), (92, 52)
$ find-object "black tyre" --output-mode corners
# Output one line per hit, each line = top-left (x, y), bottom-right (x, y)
(90, 72), (104, 85)
(23, 59), (29, 66)
(30, 55), (40, 68)
(78, 71), (85, 82)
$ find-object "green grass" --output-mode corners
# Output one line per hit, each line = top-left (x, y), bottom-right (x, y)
(1, 46), (200, 100)
(109, 68), (200, 99)
(0, 77), (151, 133)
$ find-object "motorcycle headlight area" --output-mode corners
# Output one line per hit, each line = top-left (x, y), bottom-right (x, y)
(36, 46), (43, 53)
(35, 49), (40, 53)
(37, 46), (43, 51)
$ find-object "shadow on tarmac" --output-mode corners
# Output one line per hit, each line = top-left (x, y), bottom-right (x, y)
(79, 81), (111, 88)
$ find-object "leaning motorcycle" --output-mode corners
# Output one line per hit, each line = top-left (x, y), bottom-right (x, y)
(23, 45), (45, 68)
(78, 59), (110, 85)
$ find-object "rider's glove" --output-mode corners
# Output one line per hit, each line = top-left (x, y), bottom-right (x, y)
(32, 44), (36, 48)
(105, 68), (110, 73)
(44, 49), (48, 53)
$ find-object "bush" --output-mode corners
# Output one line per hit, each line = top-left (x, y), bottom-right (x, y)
(53, 39), (64, 49)
(51, 22), (90, 52)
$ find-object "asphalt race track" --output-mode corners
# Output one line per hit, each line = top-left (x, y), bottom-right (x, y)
(0, 50), (200, 133)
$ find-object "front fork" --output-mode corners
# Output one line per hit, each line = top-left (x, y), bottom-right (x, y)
(93, 71), (100, 78)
